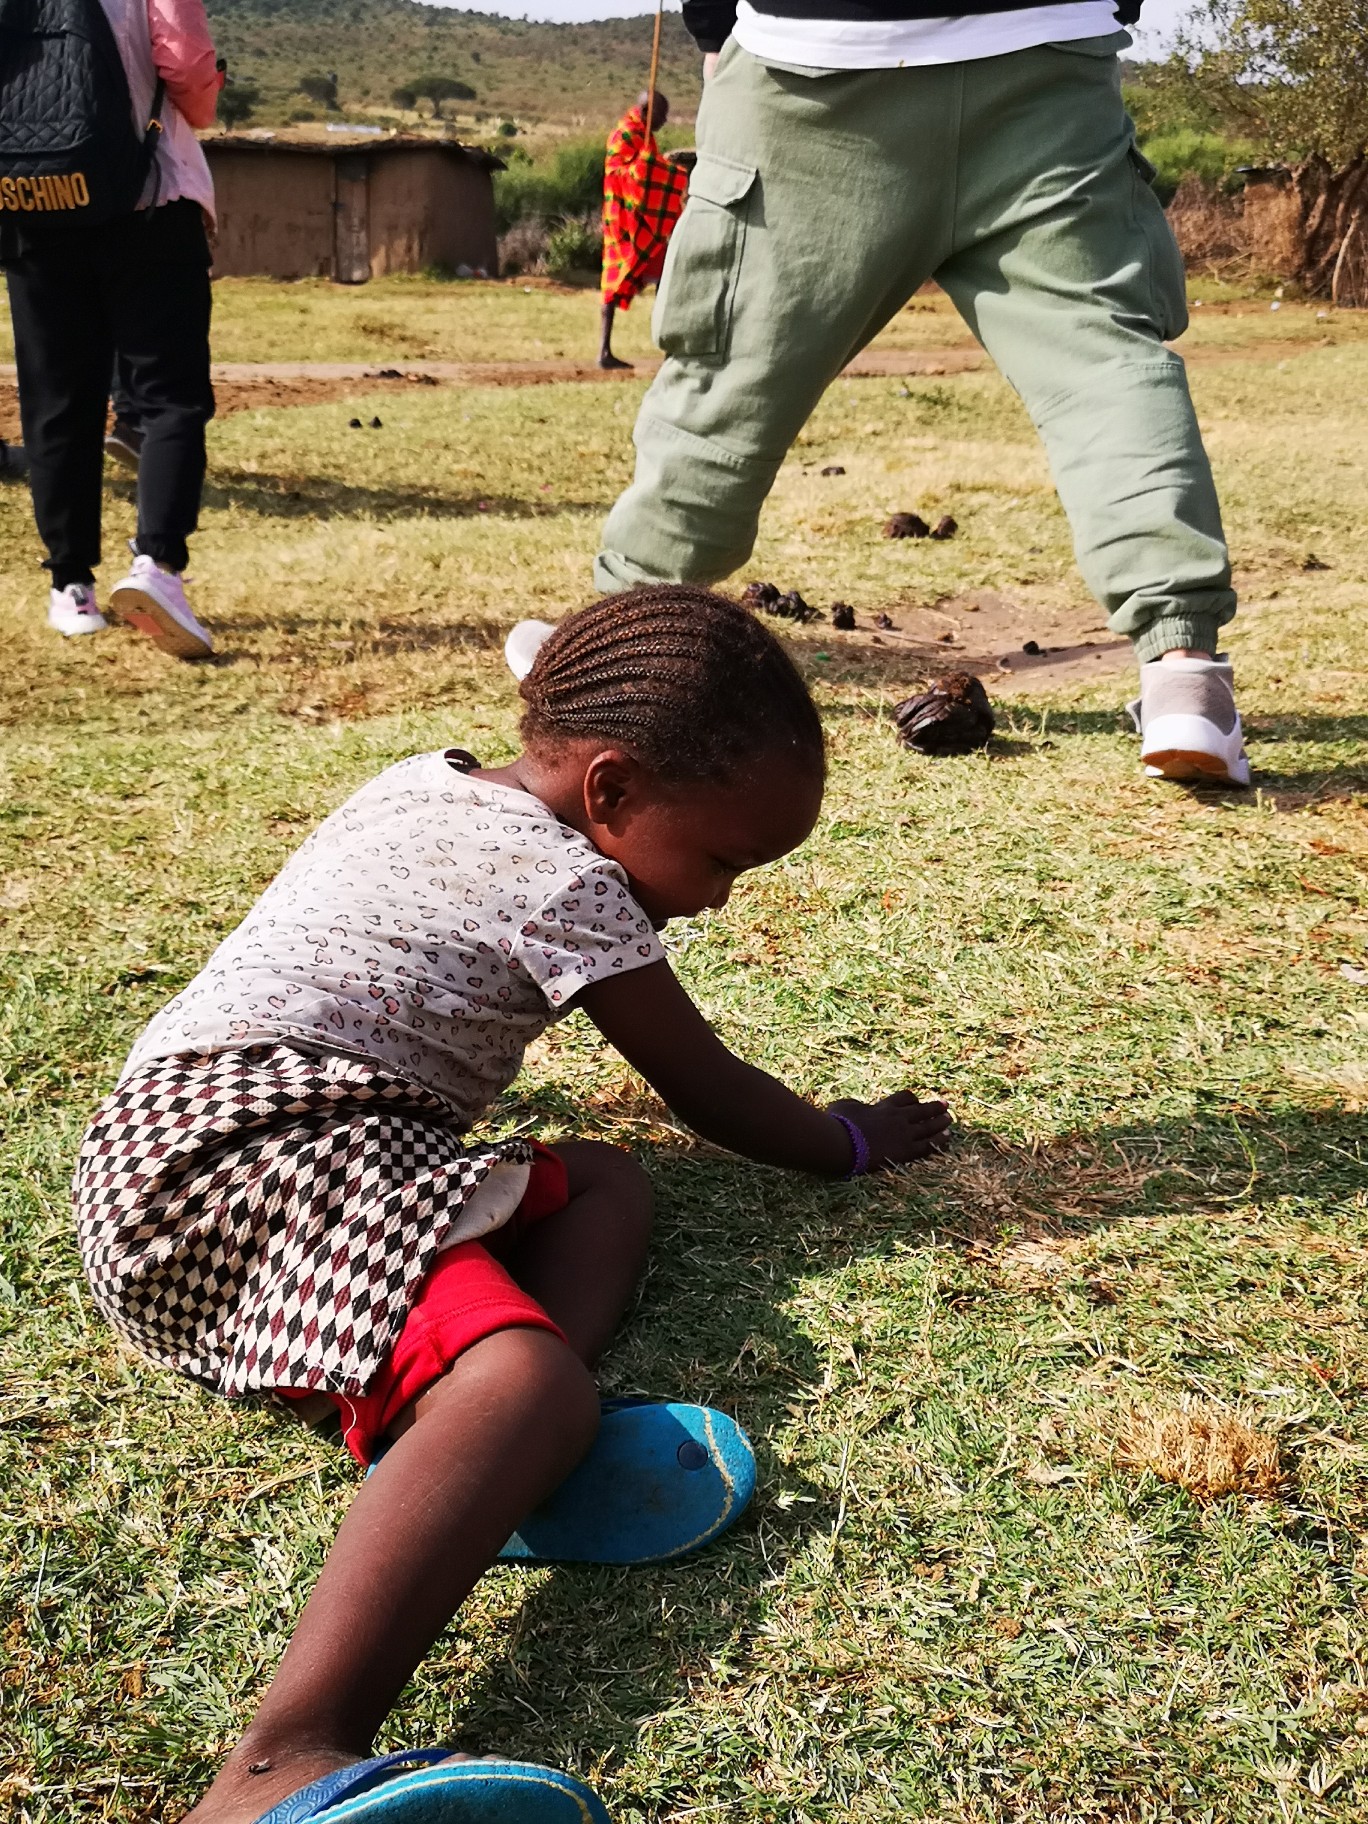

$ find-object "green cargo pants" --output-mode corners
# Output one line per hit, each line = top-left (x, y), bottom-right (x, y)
(595, 33), (1236, 663)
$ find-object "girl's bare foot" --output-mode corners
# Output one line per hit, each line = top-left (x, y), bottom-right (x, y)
(184, 1745), (492, 1824)
(182, 1742), (358, 1824)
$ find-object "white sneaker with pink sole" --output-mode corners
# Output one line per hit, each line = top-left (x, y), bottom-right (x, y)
(109, 554), (214, 660)
(48, 583), (108, 638)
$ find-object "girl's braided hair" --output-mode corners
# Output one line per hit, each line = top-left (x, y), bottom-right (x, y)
(519, 584), (826, 783)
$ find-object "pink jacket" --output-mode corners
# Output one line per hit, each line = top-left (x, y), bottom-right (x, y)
(147, 0), (222, 129)
(99, 0), (220, 217)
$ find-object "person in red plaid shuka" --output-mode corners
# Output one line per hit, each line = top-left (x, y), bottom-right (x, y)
(599, 90), (690, 369)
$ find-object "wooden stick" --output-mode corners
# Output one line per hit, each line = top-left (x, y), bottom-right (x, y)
(645, 0), (664, 135)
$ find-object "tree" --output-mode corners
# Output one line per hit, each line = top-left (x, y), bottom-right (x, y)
(423, 76), (476, 103)
(1173, 0), (1368, 292)
(298, 71), (339, 109)
(218, 79), (260, 128)
(395, 74), (477, 119)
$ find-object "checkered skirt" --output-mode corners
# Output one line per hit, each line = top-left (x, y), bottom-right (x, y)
(72, 1044), (532, 1399)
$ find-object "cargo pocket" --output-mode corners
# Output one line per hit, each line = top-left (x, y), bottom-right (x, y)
(1128, 142), (1189, 342)
(652, 153), (758, 360)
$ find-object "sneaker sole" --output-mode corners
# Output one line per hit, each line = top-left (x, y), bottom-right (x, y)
(1143, 747), (1249, 787)
(49, 615), (108, 639)
(109, 583), (213, 660)
(103, 439), (141, 473)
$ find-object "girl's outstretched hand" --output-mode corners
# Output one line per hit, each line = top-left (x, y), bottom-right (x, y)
(828, 1092), (953, 1171)
(583, 960), (951, 1177)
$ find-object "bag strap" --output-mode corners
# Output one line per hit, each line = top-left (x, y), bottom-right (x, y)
(141, 74), (166, 208)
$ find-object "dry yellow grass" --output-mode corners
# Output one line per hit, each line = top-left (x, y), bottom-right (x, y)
(1110, 1397), (1286, 1502)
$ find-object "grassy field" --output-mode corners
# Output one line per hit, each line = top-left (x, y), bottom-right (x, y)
(1, 278), (1367, 1824)
(0, 274), (1343, 368)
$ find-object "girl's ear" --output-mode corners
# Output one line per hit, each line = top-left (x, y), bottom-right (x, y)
(582, 749), (650, 831)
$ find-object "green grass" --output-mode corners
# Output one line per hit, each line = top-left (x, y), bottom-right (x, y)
(2, 289), (1367, 1823)
(7, 277), (1359, 370)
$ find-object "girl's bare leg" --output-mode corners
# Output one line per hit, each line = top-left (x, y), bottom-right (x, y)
(184, 1146), (653, 1824)
(501, 1141), (654, 1364)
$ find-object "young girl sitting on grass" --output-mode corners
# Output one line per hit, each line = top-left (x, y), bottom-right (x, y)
(73, 585), (951, 1824)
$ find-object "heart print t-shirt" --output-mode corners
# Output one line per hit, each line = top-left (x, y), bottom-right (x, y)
(123, 751), (666, 1123)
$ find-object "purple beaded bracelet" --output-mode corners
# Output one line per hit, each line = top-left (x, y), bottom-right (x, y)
(831, 1112), (871, 1180)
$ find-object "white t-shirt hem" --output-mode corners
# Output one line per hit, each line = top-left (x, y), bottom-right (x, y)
(733, 1), (1122, 69)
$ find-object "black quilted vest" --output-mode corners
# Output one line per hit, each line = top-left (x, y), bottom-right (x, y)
(0, 0), (163, 225)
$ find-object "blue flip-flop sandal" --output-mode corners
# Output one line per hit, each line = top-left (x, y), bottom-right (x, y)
(253, 1749), (610, 1823)
(499, 1399), (756, 1566)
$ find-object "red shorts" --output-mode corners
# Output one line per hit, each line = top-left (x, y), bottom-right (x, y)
(283, 1144), (569, 1465)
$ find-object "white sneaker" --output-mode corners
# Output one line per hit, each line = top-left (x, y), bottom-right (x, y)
(1129, 654), (1250, 787)
(48, 582), (108, 638)
(108, 554), (214, 660)
(504, 618), (556, 681)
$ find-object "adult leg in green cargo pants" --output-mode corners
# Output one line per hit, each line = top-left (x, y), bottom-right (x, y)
(595, 33), (1250, 784)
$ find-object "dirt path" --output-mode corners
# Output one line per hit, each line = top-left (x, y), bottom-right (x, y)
(0, 333), (1333, 437)
(783, 587), (1133, 696)
(0, 348), (986, 438)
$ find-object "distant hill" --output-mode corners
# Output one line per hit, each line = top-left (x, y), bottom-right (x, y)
(205, 0), (704, 129)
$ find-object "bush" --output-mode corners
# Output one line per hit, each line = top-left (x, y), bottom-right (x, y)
(390, 84), (417, 110)
(493, 136), (605, 230)
(497, 119), (518, 138)
(218, 80), (259, 127)
(545, 213), (602, 283)
(298, 71), (338, 109)
(498, 217), (552, 277)
(1139, 127), (1264, 203)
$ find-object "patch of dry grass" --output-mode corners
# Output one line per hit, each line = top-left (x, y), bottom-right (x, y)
(1110, 1397), (1286, 1502)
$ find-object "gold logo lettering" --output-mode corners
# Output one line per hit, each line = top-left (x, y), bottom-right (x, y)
(0, 177), (16, 212)
(71, 172), (90, 206)
(15, 176), (35, 209)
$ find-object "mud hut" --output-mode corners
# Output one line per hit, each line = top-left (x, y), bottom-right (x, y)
(204, 136), (503, 282)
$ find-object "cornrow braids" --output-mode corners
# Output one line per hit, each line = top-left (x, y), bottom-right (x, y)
(519, 584), (826, 784)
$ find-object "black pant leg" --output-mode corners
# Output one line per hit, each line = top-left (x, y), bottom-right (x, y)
(3, 232), (113, 586)
(110, 354), (139, 432)
(108, 201), (215, 572)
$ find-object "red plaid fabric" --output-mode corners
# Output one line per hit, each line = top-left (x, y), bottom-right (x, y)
(601, 106), (691, 310)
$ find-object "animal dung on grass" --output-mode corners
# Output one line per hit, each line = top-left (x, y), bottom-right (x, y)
(884, 512), (930, 540)
(1110, 1397), (1285, 1503)
(348, 417), (362, 428)
(820, 464), (846, 476)
(370, 417), (383, 429)
(831, 602), (856, 630)
(930, 515), (958, 540)
(740, 582), (817, 623)
(894, 672), (996, 755)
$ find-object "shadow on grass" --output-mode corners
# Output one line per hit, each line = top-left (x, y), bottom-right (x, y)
(110, 470), (608, 524)
(429, 1094), (1363, 1774)
(814, 695), (1368, 793)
